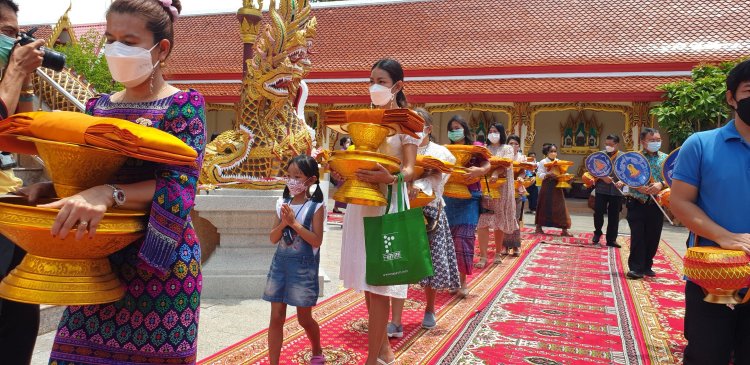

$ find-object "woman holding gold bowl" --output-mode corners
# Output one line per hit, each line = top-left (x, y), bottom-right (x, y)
(501, 135), (528, 255)
(336, 58), (418, 365)
(476, 123), (517, 267)
(443, 115), (491, 297)
(22, 1), (206, 363)
(535, 143), (572, 236)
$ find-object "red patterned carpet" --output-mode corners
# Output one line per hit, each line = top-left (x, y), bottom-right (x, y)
(327, 212), (344, 225)
(432, 231), (687, 365)
(199, 229), (686, 365)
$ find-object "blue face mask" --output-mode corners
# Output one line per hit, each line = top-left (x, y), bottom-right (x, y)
(0, 34), (15, 67)
(646, 141), (661, 153)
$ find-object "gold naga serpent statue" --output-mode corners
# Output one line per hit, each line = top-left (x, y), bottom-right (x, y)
(200, 0), (317, 189)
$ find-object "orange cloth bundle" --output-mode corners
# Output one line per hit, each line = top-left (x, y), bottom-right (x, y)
(382, 109), (425, 136)
(0, 111), (198, 165)
(489, 157), (514, 169)
(325, 109), (385, 125)
(416, 155), (453, 174)
(324, 108), (423, 138)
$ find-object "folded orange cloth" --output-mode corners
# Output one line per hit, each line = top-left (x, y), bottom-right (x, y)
(489, 157), (514, 168)
(0, 111), (197, 165)
(416, 155), (453, 173)
(325, 109), (424, 138)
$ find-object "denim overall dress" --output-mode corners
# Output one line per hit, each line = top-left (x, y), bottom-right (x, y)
(262, 198), (321, 307)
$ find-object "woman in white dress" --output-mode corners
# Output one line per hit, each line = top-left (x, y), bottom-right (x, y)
(338, 59), (418, 365)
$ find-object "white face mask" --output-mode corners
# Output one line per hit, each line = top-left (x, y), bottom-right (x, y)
(605, 145), (616, 153)
(369, 84), (395, 106)
(487, 133), (501, 144)
(105, 42), (160, 88)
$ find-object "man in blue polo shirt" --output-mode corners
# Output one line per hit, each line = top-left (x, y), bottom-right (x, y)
(671, 59), (750, 365)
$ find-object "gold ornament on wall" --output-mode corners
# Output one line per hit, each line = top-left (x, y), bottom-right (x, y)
(558, 111), (603, 155)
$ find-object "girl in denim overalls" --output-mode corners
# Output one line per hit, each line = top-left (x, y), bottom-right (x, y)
(264, 155), (326, 365)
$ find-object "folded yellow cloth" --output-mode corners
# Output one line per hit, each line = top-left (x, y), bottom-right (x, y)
(0, 111), (197, 165)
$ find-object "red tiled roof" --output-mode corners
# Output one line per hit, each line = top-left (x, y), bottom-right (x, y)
(172, 75), (689, 103)
(71, 23), (107, 39)
(20, 24), (52, 41)
(164, 0), (750, 78)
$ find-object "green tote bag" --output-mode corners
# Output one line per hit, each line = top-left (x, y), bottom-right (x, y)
(364, 174), (434, 286)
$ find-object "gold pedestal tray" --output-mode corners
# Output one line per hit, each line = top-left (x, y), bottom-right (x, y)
(544, 160), (575, 189)
(0, 197), (146, 305)
(342, 122), (395, 152)
(329, 150), (401, 206)
(483, 178), (507, 199)
(410, 192), (435, 208)
(445, 145), (491, 167)
(20, 136), (129, 198)
(684, 246), (750, 304)
(655, 188), (671, 209)
(556, 174), (574, 188)
(444, 167), (479, 199)
(582, 172), (596, 188)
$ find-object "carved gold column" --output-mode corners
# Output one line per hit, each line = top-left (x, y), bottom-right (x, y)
(237, 1), (263, 74)
(627, 101), (650, 151)
(513, 102), (532, 154)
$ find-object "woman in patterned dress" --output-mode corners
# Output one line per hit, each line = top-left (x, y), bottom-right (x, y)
(25, 1), (206, 363)
(475, 123), (517, 267)
(443, 116), (491, 298)
(387, 108), (460, 334)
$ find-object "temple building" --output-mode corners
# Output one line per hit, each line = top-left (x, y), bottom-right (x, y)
(28, 0), (750, 177)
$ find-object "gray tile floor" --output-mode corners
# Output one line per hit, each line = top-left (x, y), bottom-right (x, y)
(29, 200), (688, 364)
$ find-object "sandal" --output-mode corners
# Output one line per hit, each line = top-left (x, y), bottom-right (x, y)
(512, 249), (521, 257)
(493, 255), (503, 265)
(473, 256), (488, 269)
(311, 354), (326, 365)
(457, 287), (469, 298)
(377, 358), (396, 365)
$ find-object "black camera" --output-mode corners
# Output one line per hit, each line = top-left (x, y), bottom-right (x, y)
(17, 27), (66, 72)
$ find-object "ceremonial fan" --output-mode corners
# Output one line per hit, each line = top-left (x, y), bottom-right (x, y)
(613, 151), (673, 224)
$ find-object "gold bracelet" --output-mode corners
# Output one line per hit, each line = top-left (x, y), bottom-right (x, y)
(21, 89), (34, 95)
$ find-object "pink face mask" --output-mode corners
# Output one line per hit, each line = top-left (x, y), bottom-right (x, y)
(286, 177), (309, 196)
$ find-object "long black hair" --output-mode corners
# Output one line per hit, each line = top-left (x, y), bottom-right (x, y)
(283, 154), (323, 203)
(447, 115), (473, 145)
(488, 123), (507, 145)
(371, 58), (408, 108)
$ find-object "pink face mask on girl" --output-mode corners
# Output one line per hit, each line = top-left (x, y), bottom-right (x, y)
(285, 178), (309, 196)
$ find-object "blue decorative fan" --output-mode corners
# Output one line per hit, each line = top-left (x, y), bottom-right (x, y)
(662, 147), (680, 188)
(614, 152), (651, 187)
(585, 151), (613, 178)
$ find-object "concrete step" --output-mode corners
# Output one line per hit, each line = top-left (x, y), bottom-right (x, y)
(39, 305), (64, 335)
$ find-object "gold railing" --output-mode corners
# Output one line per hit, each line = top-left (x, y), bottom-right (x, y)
(33, 68), (95, 112)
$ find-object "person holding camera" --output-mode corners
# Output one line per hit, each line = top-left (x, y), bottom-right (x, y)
(0, 0), (46, 364)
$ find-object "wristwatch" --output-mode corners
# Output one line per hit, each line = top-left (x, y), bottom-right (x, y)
(106, 184), (126, 208)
